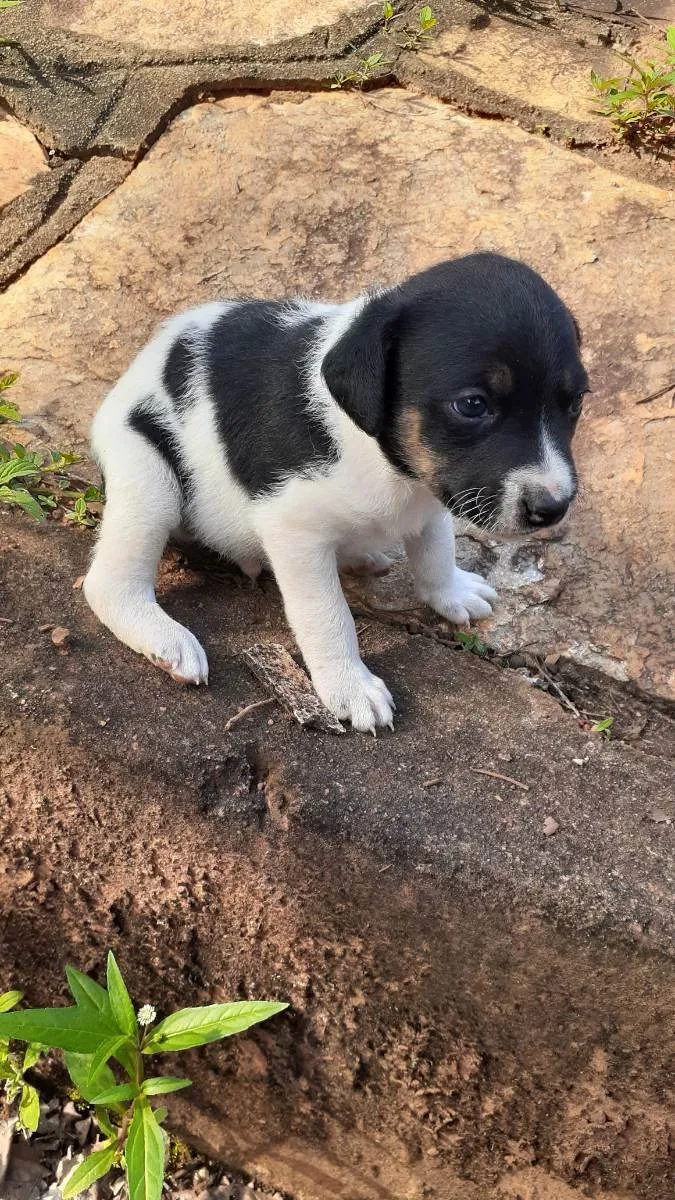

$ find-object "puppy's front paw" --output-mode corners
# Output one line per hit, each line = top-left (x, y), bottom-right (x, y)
(313, 660), (395, 734)
(418, 567), (498, 626)
(145, 622), (209, 685)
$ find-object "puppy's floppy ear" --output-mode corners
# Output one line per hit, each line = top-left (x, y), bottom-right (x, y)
(321, 296), (399, 437)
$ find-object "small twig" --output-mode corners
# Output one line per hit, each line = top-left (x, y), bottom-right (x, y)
(378, 863), (393, 873)
(470, 768), (530, 792)
(242, 643), (345, 734)
(224, 697), (274, 732)
(421, 776), (444, 788)
(536, 661), (582, 718)
(635, 381), (675, 405)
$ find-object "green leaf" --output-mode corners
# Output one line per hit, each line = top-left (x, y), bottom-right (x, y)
(18, 1084), (41, 1133)
(0, 456), (41, 485)
(0, 486), (45, 522)
(107, 953), (138, 1039)
(591, 716), (614, 735)
(153, 1107), (168, 1125)
(126, 1098), (166, 1200)
(23, 1043), (43, 1070)
(41, 451), (81, 474)
(0, 370), (19, 390)
(144, 1001), (288, 1053)
(0, 402), (20, 423)
(90, 1082), (139, 1106)
(142, 1077), (192, 1097)
(418, 4), (436, 30)
(0, 990), (23, 1013)
(66, 966), (110, 1015)
(383, 1), (394, 19)
(64, 1051), (117, 1103)
(61, 1143), (118, 1200)
(88, 1035), (130, 1084)
(65, 969), (136, 1081)
(0, 1056), (16, 1081)
(0, 1005), (114, 1052)
(95, 1108), (119, 1140)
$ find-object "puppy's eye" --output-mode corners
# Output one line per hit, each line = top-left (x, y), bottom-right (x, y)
(569, 393), (585, 418)
(450, 393), (489, 420)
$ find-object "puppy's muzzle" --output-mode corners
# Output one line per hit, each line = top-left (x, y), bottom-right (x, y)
(521, 484), (576, 529)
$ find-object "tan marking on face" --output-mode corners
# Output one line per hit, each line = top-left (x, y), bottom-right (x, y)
(488, 363), (513, 396)
(397, 408), (442, 489)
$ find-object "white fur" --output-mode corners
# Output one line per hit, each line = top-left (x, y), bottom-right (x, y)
(497, 418), (576, 533)
(85, 298), (498, 731)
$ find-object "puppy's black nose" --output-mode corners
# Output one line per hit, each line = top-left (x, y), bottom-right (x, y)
(523, 487), (571, 528)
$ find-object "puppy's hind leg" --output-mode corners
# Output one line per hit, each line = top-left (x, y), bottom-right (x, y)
(83, 423), (209, 684)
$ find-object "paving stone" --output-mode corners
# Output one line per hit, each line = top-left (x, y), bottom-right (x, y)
(0, 111), (48, 210)
(0, 89), (673, 699)
(42, 0), (365, 50)
(418, 16), (670, 131)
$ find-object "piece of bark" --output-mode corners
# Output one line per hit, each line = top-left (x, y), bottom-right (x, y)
(241, 644), (345, 734)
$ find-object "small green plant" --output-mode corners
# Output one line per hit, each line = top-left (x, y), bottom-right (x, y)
(385, 3), (437, 50)
(331, 6), (438, 88)
(0, 990), (43, 1134)
(454, 630), (489, 657)
(331, 50), (390, 89)
(0, 375), (103, 525)
(0, 954), (287, 1200)
(591, 716), (614, 739)
(591, 27), (675, 148)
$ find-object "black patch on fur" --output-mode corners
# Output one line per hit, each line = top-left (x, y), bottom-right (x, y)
(321, 296), (400, 438)
(163, 332), (195, 412)
(206, 302), (337, 496)
(327, 253), (587, 523)
(128, 401), (190, 495)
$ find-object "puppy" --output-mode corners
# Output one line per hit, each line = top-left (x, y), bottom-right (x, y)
(84, 252), (587, 733)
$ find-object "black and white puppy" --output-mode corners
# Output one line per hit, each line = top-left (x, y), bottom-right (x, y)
(84, 252), (587, 732)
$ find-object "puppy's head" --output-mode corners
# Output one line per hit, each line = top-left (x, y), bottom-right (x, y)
(322, 253), (588, 534)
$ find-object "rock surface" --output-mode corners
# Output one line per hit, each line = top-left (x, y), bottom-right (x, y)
(418, 16), (670, 133)
(1, 516), (673, 1200)
(2, 89), (673, 698)
(1, 5), (674, 1199)
(43, 0), (364, 49)
(0, 112), (48, 210)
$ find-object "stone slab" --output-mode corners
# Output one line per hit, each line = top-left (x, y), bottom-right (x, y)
(417, 13), (673, 133)
(0, 156), (131, 290)
(0, 515), (673, 1199)
(1, 89), (672, 698)
(42, 0), (366, 50)
(0, 111), (48, 210)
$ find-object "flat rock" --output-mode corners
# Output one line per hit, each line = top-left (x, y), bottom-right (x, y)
(0, 515), (673, 1200)
(0, 112), (48, 210)
(42, 0), (364, 49)
(418, 17), (670, 132)
(1, 89), (673, 699)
